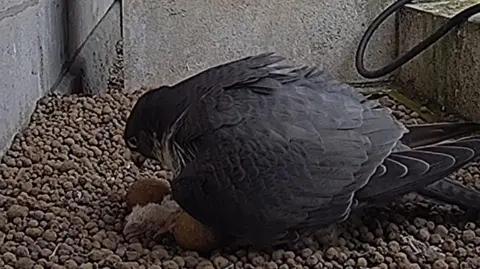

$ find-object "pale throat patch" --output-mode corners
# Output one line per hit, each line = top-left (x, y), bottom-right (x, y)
(151, 130), (189, 178)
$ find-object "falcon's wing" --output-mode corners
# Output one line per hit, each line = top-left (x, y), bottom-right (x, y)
(401, 122), (480, 148)
(170, 130), (369, 246)
(393, 124), (480, 211)
(421, 175), (480, 211)
(171, 52), (286, 101)
(355, 136), (480, 205)
(169, 54), (407, 246)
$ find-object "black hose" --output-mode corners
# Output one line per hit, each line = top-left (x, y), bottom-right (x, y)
(356, 0), (480, 79)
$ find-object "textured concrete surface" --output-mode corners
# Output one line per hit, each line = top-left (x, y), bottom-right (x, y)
(0, 0), (120, 157)
(123, 0), (398, 91)
(66, 1), (115, 57)
(57, 2), (121, 95)
(396, 0), (480, 120)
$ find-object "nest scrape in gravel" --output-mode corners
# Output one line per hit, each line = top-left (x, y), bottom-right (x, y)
(1, 42), (480, 269)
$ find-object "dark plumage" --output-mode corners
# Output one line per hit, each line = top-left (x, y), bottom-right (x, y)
(123, 52), (480, 248)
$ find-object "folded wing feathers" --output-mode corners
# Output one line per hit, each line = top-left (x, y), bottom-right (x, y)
(355, 136), (480, 204)
(163, 53), (480, 245)
(419, 177), (480, 210)
(170, 52), (288, 98)
(402, 122), (480, 148)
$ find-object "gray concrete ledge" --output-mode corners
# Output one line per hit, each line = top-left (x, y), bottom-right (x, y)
(395, 0), (480, 120)
(123, 0), (398, 91)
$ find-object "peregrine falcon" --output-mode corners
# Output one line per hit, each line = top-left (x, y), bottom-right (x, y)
(123, 52), (480, 248)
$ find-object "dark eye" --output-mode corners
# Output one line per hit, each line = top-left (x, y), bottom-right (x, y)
(127, 137), (138, 149)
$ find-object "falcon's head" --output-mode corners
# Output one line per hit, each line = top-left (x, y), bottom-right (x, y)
(123, 86), (190, 174)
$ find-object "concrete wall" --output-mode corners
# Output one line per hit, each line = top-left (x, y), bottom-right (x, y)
(0, 0), (122, 157)
(396, 1), (480, 120)
(123, 0), (399, 91)
(0, 0), (400, 158)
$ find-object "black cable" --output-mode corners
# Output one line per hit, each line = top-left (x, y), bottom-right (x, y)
(356, 0), (480, 79)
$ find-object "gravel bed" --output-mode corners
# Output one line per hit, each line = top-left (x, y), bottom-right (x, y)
(1, 42), (480, 269)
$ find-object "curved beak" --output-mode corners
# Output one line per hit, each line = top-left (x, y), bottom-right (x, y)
(130, 151), (147, 168)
